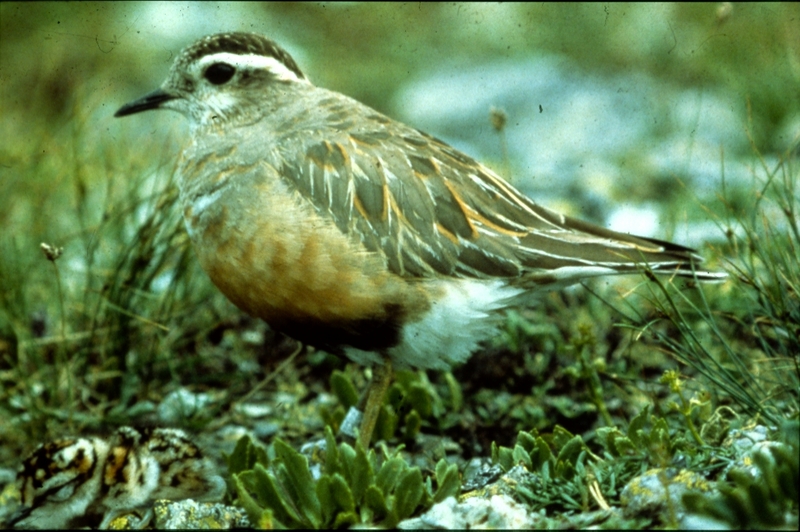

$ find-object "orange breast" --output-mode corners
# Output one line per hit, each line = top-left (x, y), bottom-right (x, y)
(181, 166), (431, 351)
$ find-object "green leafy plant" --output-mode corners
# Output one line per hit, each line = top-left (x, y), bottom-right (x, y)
(489, 404), (713, 514)
(323, 368), (462, 443)
(596, 404), (690, 465)
(614, 140), (799, 428)
(227, 427), (460, 528)
(490, 425), (602, 511)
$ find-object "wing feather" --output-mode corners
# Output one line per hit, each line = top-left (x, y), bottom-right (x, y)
(274, 91), (717, 284)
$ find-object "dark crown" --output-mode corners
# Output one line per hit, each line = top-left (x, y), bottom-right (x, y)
(179, 32), (305, 80)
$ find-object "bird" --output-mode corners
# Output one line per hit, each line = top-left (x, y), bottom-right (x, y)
(7, 426), (225, 529)
(114, 32), (725, 447)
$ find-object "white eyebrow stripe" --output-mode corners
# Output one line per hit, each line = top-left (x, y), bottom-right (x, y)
(196, 52), (308, 83)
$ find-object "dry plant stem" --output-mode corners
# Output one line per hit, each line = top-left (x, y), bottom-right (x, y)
(51, 261), (66, 342)
(237, 342), (304, 406)
(47, 251), (75, 425)
(359, 360), (393, 447)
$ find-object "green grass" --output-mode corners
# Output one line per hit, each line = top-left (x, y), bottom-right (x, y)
(632, 136), (799, 428)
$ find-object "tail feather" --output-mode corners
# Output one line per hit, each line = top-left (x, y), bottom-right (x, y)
(514, 213), (727, 289)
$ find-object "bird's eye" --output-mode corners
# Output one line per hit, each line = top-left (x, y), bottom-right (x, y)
(204, 63), (236, 85)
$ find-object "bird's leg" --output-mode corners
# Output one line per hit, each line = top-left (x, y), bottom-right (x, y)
(357, 359), (393, 448)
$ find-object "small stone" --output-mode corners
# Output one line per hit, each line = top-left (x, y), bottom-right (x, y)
(153, 500), (250, 529)
(157, 388), (213, 424)
(621, 468), (713, 521)
(399, 495), (535, 529)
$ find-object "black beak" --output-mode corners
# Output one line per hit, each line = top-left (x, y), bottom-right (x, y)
(114, 89), (176, 117)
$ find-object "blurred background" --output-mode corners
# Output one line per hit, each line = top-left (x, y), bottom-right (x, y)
(2, 2), (798, 248)
(0, 0), (798, 465)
